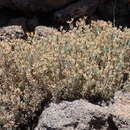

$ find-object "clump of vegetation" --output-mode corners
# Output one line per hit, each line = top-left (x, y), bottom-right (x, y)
(0, 19), (130, 128)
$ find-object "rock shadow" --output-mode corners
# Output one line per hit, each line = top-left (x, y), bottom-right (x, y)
(1, 4), (130, 33)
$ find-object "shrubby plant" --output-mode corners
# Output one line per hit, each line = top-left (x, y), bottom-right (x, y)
(0, 19), (130, 128)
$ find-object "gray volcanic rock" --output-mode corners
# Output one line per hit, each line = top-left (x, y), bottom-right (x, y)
(0, 25), (26, 41)
(35, 100), (109, 130)
(110, 91), (130, 130)
(34, 26), (58, 39)
(35, 91), (130, 130)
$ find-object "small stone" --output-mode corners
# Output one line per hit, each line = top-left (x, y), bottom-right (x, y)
(34, 26), (57, 39)
(0, 25), (26, 41)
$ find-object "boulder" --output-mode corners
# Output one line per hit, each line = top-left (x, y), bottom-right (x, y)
(0, 25), (26, 41)
(34, 26), (58, 39)
(35, 100), (109, 130)
(110, 91), (130, 130)
(35, 91), (130, 130)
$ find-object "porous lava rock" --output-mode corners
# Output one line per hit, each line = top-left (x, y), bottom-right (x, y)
(35, 100), (109, 130)
(35, 91), (130, 130)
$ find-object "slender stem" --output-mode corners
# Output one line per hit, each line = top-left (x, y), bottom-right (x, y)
(113, 0), (117, 26)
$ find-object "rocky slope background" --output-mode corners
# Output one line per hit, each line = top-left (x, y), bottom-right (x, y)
(0, 0), (130, 41)
(0, 0), (130, 130)
(0, 0), (130, 30)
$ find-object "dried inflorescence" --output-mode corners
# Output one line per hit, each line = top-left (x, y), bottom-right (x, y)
(0, 19), (130, 128)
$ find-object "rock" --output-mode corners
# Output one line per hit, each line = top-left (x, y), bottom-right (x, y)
(112, 115), (130, 130)
(0, 0), (76, 13)
(27, 17), (39, 31)
(0, 25), (26, 41)
(35, 91), (130, 130)
(54, 0), (99, 23)
(8, 17), (27, 28)
(35, 99), (109, 130)
(0, 0), (100, 23)
(8, 17), (39, 31)
(110, 91), (130, 130)
(112, 91), (130, 118)
(34, 26), (58, 39)
(0, 0), (130, 39)
(0, 0), (130, 26)
(0, 8), (10, 26)
(97, 0), (130, 26)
